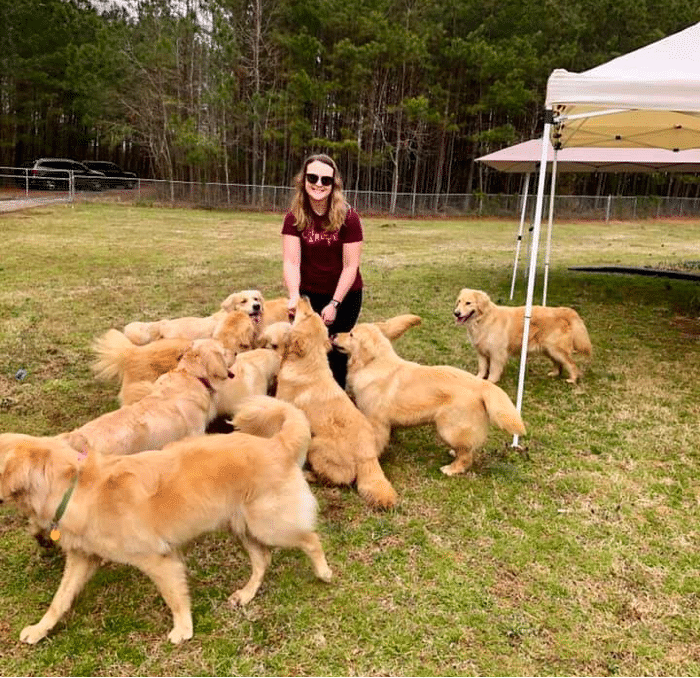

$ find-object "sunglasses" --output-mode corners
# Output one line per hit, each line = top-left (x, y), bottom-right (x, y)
(305, 173), (334, 187)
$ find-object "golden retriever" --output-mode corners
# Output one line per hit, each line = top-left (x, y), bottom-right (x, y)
(276, 298), (397, 509)
(261, 296), (292, 328)
(213, 348), (281, 418)
(258, 321), (292, 356)
(453, 288), (592, 384)
(0, 396), (332, 644)
(64, 339), (232, 456)
(91, 330), (193, 405)
(333, 320), (527, 475)
(123, 289), (265, 345)
(212, 309), (258, 354)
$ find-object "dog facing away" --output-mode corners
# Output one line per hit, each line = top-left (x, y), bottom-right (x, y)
(258, 321), (292, 356)
(0, 396), (332, 644)
(64, 339), (232, 456)
(276, 298), (397, 509)
(333, 321), (526, 475)
(453, 288), (592, 384)
(123, 289), (265, 345)
(213, 309), (258, 355)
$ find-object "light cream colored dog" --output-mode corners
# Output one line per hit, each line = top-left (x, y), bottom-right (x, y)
(276, 298), (397, 509)
(0, 396), (332, 645)
(213, 348), (281, 417)
(123, 289), (265, 345)
(453, 288), (592, 384)
(333, 320), (527, 475)
(258, 321), (292, 356)
(64, 339), (232, 456)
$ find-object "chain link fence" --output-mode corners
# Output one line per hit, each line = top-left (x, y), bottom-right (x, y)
(2, 166), (700, 220)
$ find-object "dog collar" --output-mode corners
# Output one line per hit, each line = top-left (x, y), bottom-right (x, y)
(197, 377), (214, 392)
(50, 473), (79, 542)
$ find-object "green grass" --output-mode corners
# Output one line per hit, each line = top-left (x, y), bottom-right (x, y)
(1, 204), (699, 675)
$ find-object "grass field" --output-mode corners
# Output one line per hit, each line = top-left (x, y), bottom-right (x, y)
(0, 203), (699, 676)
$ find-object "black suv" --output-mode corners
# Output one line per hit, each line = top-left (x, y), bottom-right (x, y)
(83, 161), (138, 189)
(16, 158), (106, 191)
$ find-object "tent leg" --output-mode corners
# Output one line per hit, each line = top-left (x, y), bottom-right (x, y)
(542, 149), (558, 306)
(513, 119), (551, 447)
(510, 172), (531, 300)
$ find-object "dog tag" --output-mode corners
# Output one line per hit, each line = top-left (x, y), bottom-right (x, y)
(50, 528), (61, 542)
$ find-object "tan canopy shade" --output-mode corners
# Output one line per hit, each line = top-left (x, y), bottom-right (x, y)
(546, 21), (700, 150)
(478, 138), (700, 174)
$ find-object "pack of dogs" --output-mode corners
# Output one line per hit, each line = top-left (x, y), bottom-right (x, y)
(0, 287), (591, 644)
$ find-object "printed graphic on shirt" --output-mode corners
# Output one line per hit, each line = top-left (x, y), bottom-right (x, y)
(302, 226), (340, 246)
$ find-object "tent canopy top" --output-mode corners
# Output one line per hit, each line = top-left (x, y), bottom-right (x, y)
(545, 22), (700, 150)
(477, 138), (700, 174)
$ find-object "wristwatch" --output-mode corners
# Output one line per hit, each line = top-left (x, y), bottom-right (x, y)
(330, 299), (340, 308)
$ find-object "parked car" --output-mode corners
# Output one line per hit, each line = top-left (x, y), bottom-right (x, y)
(83, 161), (138, 189)
(15, 158), (106, 191)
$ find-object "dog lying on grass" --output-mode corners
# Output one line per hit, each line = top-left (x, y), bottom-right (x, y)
(453, 288), (592, 384)
(0, 396), (332, 645)
(123, 289), (265, 345)
(333, 319), (526, 475)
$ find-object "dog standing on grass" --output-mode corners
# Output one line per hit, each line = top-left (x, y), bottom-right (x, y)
(453, 288), (592, 384)
(0, 396), (332, 645)
(333, 319), (526, 475)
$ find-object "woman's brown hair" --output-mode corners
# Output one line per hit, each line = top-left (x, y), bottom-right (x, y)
(289, 154), (348, 232)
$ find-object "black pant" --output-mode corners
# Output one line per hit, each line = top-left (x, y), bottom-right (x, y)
(301, 288), (362, 389)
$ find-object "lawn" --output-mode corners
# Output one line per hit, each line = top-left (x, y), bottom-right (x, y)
(0, 204), (699, 676)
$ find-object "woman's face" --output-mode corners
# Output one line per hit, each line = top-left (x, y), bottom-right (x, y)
(304, 159), (335, 203)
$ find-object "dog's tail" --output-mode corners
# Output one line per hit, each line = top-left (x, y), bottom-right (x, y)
(232, 395), (311, 467)
(570, 312), (592, 356)
(91, 329), (135, 382)
(481, 383), (526, 436)
(356, 457), (398, 510)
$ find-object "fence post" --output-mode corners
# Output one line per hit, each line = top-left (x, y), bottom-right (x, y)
(605, 194), (612, 223)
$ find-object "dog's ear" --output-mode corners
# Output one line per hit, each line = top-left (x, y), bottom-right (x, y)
(0, 442), (49, 499)
(287, 331), (308, 358)
(205, 346), (231, 380)
(474, 291), (491, 314)
(375, 314), (422, 340)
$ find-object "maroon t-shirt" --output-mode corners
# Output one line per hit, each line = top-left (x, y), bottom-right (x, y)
(282, 207), (364, 295)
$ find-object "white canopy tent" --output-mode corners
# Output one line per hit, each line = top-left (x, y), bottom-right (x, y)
(477, 139), (700, 303)
(512, 20), (700, 445)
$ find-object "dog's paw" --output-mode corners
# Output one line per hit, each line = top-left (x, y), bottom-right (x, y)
(20, 623), (48, 644)
(440, 463), (462, 476)
(167, 624), (193, 644)
(316, 565), (333, 583)
(229, 588), (255, 607)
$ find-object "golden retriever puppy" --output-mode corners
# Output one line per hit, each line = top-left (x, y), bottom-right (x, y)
(453, 288), (592, 384)
(333, 320), (527, 475)
(258, 321), (292, 355)
(91, 329), (193, 405)
(123, 289), (265, 345)
(0, 396), (332, 645)
(63, 339), (232, 456)
(276, 298), (397, 509)
(213, 348), (281, 418)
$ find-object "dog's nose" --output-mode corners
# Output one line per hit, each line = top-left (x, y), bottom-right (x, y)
(252, 303), (261, 312)
(453, 310), (460, 317)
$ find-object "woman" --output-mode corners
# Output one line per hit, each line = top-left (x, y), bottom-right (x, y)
(282, 154), (364, 388)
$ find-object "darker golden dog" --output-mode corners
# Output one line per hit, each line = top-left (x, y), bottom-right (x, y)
(0, 396), (331, 644)
(333, 320), (526, 475)
(275, 298), (397, 509)
(453, 288), (592, 384)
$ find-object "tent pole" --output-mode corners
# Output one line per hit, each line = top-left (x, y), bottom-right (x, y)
(542, 148), (559, 306)
(513, 117), (551, 447)
(510, 172), (531, 300)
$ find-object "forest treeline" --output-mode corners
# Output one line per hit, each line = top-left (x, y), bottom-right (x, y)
(1, 0), (699, 197)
